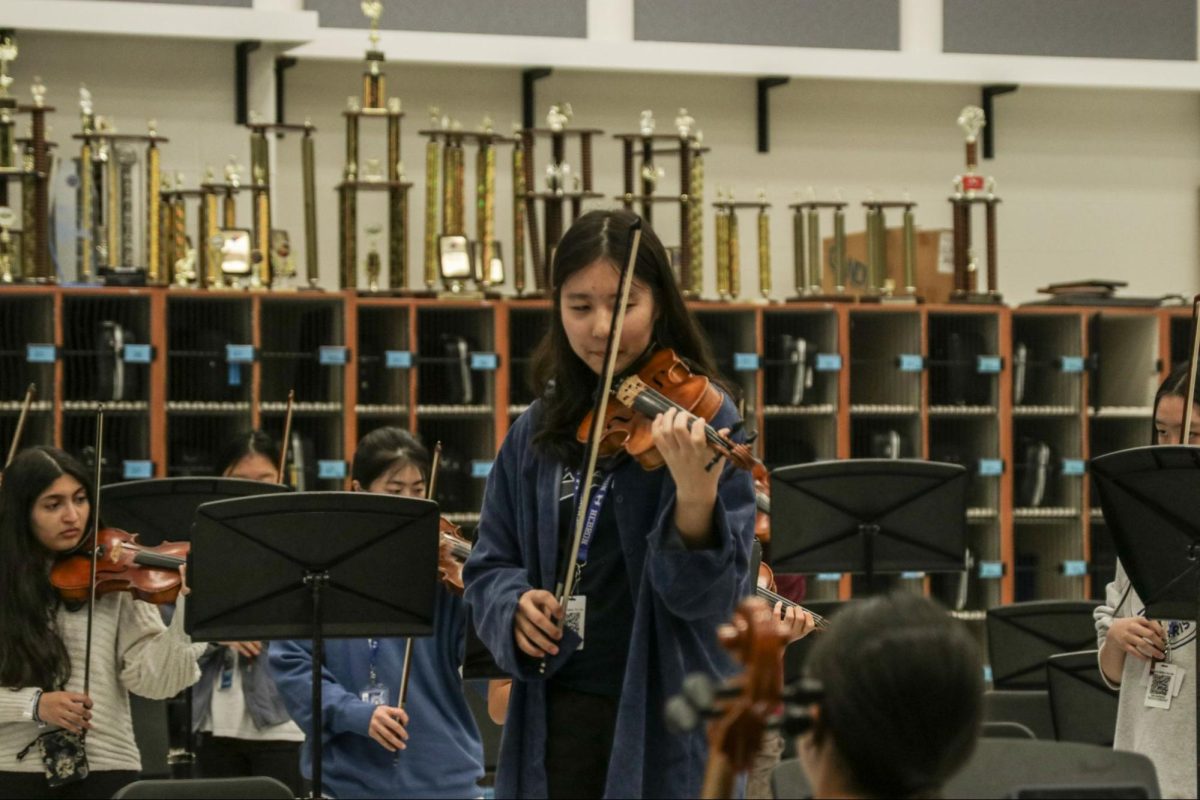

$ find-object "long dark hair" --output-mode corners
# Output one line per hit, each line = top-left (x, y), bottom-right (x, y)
(805, 592), (983, 798)
(0, 447), (95, 689)
(217, 429), (280, 477)
(352, 427), (431, 488)
(1152, 361), (1200, 443)
(530, 209), (730, 464)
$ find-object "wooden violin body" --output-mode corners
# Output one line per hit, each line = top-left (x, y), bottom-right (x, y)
(51, 527), (188, 605)
(438, 516), (472, 596)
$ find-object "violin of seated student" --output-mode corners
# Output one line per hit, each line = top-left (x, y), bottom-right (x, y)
(51, 527), (188, 605)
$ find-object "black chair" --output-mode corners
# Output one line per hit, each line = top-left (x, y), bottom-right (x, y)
(127, 695), (169, 779)
(1047, 649), (1119, 746)
(112, 776), (294, 799)
(983, 689), (1055, 740)
(982, 720), (1036, 739)
(771, 758), (812, 800)
(944, 739), (1160, 799)
(986, 600), (1097, 690)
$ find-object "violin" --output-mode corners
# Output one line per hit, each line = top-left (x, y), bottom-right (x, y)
(756, 562), (829, 631)
(437, 515), (472, 596)
(51, 526), (188, 605)
(577, 348), (760, 474)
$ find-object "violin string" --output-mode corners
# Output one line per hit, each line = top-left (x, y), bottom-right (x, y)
(754, 584), (829, 629)
(635, 384), (732, 452)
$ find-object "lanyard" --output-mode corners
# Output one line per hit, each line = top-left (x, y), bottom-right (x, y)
(569, 469), (615, 567)
(367, 637), (380, 685)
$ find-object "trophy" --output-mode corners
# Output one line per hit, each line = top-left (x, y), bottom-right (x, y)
(0, 205), (14, 283)
(789, 191), (850, 301)
(520, 103), (602, 294)
(419, 111), (510, 296)
(949, 105), (1002, 303)
(712, 189), (771, 302)
(859, 195), (921, 303)
(239, 116), (318, 290)
(0, 32), (16, 172)
(338, 1), (411, 293)
(615, 108), (705, 296)
(157, 171), (205, 287)
(73, 91), (167, 284)
(8, 75), (53, 282)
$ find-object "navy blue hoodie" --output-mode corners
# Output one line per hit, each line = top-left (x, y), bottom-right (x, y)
(269, 588), (484, 799)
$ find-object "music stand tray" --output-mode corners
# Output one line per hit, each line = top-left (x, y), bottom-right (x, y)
(1046, 650), (1119, 747)
(986, 601), (1098, 690)
(769, 459), (969, 590)
(101, 477), (290, 545)
(186, 492), (440, 799)
(1091, 444), (1200, 794)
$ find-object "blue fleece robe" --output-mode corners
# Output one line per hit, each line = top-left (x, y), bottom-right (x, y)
(463, 396), (755, 799)
(268, 588), (484, 799)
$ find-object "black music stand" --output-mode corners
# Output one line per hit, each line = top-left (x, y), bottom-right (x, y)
(986, 601), (1098, 690)
(1091, 444), (1200, 794)
(100, 477), (290, 777)
(768, 459), (968, 591)
(101, 477), (290, 545)
(1046, 650), (1119, 746)
(186, 492), (440, 799)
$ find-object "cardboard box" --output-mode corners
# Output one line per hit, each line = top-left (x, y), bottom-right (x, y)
(821, 228), (956, 303)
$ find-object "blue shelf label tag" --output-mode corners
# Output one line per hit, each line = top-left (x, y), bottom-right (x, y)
(816, 572), (842, 582)
(978, 459), (1004, 477)
(225, 344), (255, 364)
(898, 354), (924, 372)
(123, 460), (153, 480)
(815, 353), (842, 372)
(900, 571), (926, 580)
(979, 561), (1004, 579)
(319, 346), (348, 366)
(123, 344), (152, 364)
(1061, 459), (1086, 476)
(26, 343), (56, 363)
(1062, 560), (1088, 577)
(733, 352), (760, 371)
(227, 364), (242, 387)
(385, 350), (413, 369)
(1060, 356), (1085, 373)
(471, 460), (494, 479)
(470, 352), (499, 371)
(317, 460), (347, 480)
(977, 355), (1002, 374)
(983, 665), (993, 684)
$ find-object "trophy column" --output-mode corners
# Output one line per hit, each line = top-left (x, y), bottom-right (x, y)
(789, 199), (850, 302)
(244, 120), (318, 290)
(949, 105), (1003, 304)
(712, 192), (771, 302)
(860, 199), (921, 303)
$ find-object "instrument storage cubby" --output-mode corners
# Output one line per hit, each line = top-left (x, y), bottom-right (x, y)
(259, 296), (347, 489)
(762, 308), (839, 414)
(507, 303), (552, 416)
(927, 312), (1000, 410)
(1010, 313), (1084, 411)
(165, 295), (253, 477)
(1168, 311), (1192, 366)
(691, 308), (759, 419)
(1014, 521), (1087, 602)
(61, 292), (155, 481)
(0, 291), (56, 450)
(849, 309), (922, 411)
(355, 300), (412, 426)
(1087, 312), (1159, 413)
(416, 306), (496, 414)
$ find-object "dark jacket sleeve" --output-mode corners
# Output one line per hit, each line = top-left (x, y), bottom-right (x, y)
(268, 640), (375, 740)
(645, 396), (755, 621)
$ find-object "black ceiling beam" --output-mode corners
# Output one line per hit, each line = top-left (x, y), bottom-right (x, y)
(981, 84), (1019, 159)
(757, 76), (790, 153)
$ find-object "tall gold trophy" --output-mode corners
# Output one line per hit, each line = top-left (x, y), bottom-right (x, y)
(789, 194), (850, 302)
(3, 65), (54, 283)
(712, 189), (771, 302)
(243, 115), (318, 290)
(338, 1), (411, 293)
(859, 196), (921, 303)
(949, 105), (1002, 304)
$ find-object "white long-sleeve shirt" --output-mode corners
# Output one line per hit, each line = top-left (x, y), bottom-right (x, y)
(1095, 559), (1196, 798)
(0, 593), (202, 773)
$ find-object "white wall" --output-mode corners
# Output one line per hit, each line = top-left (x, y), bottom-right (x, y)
(12, 30), (1200, 302)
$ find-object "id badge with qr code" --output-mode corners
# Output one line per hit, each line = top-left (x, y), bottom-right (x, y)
(1145, 662), (1179, 709)
(361, 684), (388, 706)
(565, 595), (586, 651)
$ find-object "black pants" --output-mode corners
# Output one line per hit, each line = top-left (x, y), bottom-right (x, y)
(545, 684), (619, 799)
(195, 733), (303, 796)
(0, 770), (139, 799)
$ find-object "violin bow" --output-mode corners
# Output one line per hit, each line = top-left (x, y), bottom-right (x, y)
(83, 404), (106, 705)
(277, 389), (295, 486)
(4, 383), (35, 469)
(554, 218), (644, 638)
(1184, 294), (1200, 439)
(398, 441), (444, 710)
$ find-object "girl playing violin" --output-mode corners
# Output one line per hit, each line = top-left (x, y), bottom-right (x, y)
(0, 446), (201, 799)
(190, 430), (303, 795)
(463, 209), (763, 798)
(269, 427), (484, 799)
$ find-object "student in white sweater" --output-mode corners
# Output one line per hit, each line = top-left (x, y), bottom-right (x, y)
(1095, 363), (1199, 799)
(0, 447), (201, 799)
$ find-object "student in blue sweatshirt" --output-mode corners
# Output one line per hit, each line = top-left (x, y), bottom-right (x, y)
(464, 210), (756, 798)
(269, 428), (484, 799)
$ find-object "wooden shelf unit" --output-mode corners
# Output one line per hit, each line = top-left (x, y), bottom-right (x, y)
(1, 285), (1187, 614)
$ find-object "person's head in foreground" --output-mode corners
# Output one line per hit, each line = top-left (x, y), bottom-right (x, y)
(799, 592), (983, 798)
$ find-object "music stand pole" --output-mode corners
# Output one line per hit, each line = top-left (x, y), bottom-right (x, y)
(185, 492), (440, 800)
(1091, 444), (1200, 796)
